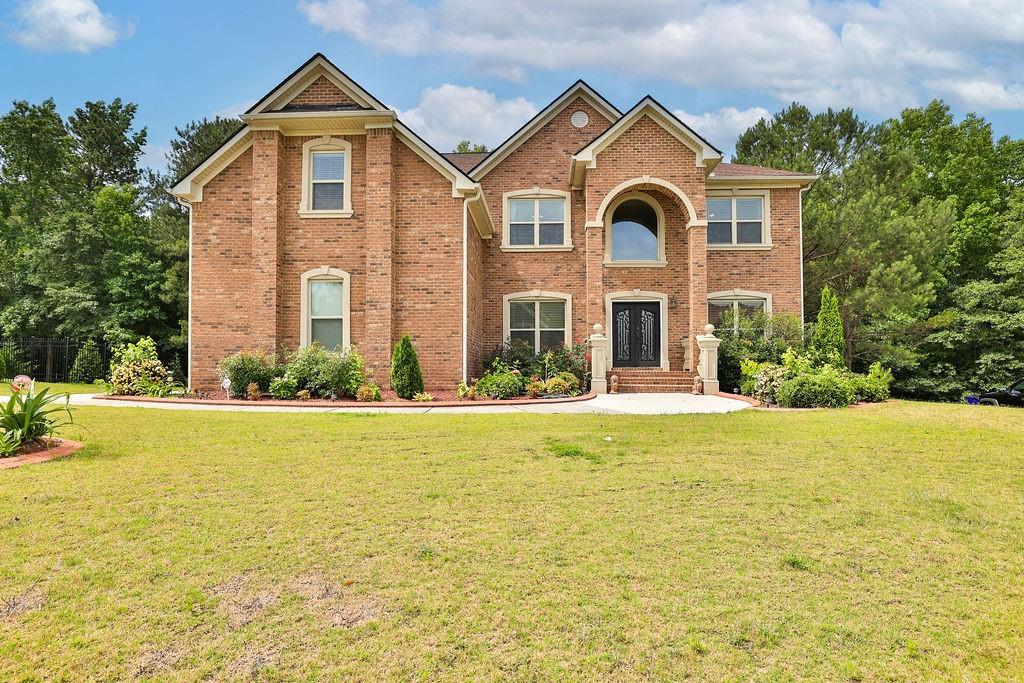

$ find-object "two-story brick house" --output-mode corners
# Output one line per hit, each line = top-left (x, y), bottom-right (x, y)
(172, 53), (816, 393)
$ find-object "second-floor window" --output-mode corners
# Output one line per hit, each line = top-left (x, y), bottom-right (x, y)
(311, 151), (345, 211)
(707, 195), (767, 246)
(502, 189), (572, 250)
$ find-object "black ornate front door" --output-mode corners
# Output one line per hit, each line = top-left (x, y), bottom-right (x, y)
(611, 302), (660, 367)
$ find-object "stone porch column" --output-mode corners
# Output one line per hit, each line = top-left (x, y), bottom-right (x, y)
(364, 126), (395, 386)
(696, 324), (720, 395)
(589, 323), (609, 394)
(251, 129), (282, 352)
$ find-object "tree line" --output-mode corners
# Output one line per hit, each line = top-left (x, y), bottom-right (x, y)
(1, 96), (1020, 399)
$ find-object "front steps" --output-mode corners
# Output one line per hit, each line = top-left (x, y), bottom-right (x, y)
(609, 368), (696, 393)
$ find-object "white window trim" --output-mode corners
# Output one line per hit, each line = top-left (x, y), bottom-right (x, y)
(501, 188), (573, 252)
(299, 136), (353, 218)
(300, 266), (352, 348)
(604, 290), (670, 370)
(706, 189), (772, 249)
(707, 289), (773, 334)
(502, 291), (573, 349)
(604, 191), (667, 267)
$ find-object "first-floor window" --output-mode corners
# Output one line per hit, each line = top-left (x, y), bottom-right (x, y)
(708, 297), (766, 334)
(309, 277), (345, 348)
(509, 299), (566, 352)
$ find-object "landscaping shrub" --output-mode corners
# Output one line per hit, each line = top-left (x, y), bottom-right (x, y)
(69, 340), (104, 383)
(554, 370), (581, 395)
(296, 389), (311, 401)
(719, 310), (805, 393)
(851, 362), (893, 402)
(269, 376), (298, 400)
(1, 387), (72, 446)
(777, 367), (856, 408)
(751, 363), (788, 406)
(486, 339), (540, 377)
(217, 350), (277, 398)
(245, 382), (261, 401)
(284, 343), (366, 399)
(0, 429), (19, 457)
(475, 367), (525, 400)
(526, 378), (545, 398)
(812, 286), (846, 361)
(544, 376), (571, 396)
(356, 383), (382, 402)
(412, 392), (434, 402)
(109, 337), (177, 396)
(456, 381), (472, 400)
(391, 335), (424, 399)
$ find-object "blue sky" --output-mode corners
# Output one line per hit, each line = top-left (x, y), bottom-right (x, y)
(2, 0), (1022, 172)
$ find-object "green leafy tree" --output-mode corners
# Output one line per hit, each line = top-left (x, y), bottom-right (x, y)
(166, 116), (242, 182)
(454, 140), (488, 153)
(391, 335), (424, 399)
(68, 98), (147, 191)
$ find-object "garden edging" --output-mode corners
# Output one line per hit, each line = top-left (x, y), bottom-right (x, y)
(94, 392), (598, 409)
(1, 438), (85, 470)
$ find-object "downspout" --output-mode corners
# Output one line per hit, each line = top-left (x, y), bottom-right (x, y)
(462, 195), (469, 384)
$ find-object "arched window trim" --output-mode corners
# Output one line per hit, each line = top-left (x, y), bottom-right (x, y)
(502, 290), (573, 350)
(604, 191), (667, 267)
(299, 136), (353, 218)
(300, 266), (352, 348)
(707, 289), (773, 335)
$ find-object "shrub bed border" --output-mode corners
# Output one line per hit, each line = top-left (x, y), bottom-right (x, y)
(1, 438), (85, 470)
(94, 392), (598, 409)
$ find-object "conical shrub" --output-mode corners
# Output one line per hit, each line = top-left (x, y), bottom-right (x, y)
(391, 335), (424, 399)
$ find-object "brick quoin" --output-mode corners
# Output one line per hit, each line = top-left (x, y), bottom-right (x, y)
(184, 60), (811, 392)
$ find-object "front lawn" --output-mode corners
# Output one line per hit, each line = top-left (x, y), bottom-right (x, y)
(0, 381), (98, 396)
(2, 402), (1022, 679)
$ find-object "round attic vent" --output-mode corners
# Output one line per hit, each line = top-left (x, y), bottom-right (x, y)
(570, 110), (589, 128)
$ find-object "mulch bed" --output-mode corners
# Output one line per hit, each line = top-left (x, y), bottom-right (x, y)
(1, 438), (84, 470)
(96, 391), (597, 409)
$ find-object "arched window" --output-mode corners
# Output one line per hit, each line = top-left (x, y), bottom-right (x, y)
(606, 192), (665, 265)
(300, 267), (351, 349)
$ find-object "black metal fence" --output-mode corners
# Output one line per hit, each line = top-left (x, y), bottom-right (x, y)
(0, 338), (112, 383)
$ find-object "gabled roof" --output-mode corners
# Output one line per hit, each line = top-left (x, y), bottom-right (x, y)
(570, 96), (723, 188)
(171, 53), (486, 210)
(246, 53), (387, 114)
(468, 80), (621, 180)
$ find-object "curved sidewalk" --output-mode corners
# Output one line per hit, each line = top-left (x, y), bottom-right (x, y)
(67, 392), (751, 415)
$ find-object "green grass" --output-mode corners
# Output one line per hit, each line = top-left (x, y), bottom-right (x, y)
(2, 401), (1023, 680)
(0, 381), (98, 395)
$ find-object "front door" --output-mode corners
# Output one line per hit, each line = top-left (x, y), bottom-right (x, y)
(611, 302), (660, 367)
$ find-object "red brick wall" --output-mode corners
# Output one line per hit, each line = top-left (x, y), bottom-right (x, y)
(190, 148), (254, 391)
(281, 76), (358, 108)
(706, 186), (803, 320)
(392, 141), (465, 388)
(477, 97), (614, 352)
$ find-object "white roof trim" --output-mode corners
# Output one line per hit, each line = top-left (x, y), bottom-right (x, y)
(707, 173), (818, 188)
(469, 81), (621, 180)
(249, 53), (388, 114)
(170, 126), (252, 203)
(570, 97), (723, 188)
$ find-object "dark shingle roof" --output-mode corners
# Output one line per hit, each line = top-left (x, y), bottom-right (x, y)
(443, 152), (490, 173)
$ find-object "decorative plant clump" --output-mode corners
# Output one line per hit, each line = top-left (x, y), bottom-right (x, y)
(748, 349), (893, 409)
(245, 382), (262, 401)
(356, 383), (383, 402)
(109, 337), (179, 397)
(0, 385), (73, 457)
(269, 376), (298, 400)
(69, 340), (104, 383)
(391, 335), (424, 400)
(411, 392), (434, 402)
(285, 343), (366, 399)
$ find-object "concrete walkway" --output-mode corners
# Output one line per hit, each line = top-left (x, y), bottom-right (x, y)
(67, 392), (750, 415)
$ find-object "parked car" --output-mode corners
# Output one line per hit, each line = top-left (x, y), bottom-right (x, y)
(979, 378), (1024, 407)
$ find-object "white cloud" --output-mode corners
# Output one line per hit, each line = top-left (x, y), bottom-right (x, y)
(675, 106), (770, 157)
(927, 79), (1024, 110)
(12, 0), (131, 53)
(297, 0), (1024, 115)
(395, 84), (538, 152)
